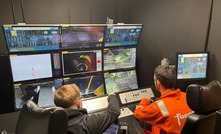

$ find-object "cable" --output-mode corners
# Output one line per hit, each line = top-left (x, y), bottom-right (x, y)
(20, 0), (26, 23)
(11, 0), (16, 24)
(204, 0), (214, 51)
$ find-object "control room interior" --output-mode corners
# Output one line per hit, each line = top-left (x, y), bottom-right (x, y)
(0, 0), (221, 134)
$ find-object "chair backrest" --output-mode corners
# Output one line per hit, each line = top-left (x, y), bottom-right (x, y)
(16, 100), (68, 134)
(214, 109), (221, 134)
(181, 80), (221, 134)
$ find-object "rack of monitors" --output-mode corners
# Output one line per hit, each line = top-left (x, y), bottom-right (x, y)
(3, 24), (143, 110)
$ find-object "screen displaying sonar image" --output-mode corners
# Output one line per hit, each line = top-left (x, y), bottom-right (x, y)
(62, 50), (102, 76)
(61, 25), (105, 49)
(14, 79), (63, 109)
(104, 25), (143, 47)
(103, 47), (136, 71)
(63, 74), (104, 98)
(104, 70), (138, 94)
(10, 53), (53, 82)
(177, 52), (209, 79)
(3, 25), (60, 52)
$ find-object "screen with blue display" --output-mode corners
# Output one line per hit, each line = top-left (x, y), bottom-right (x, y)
(3, 26), (60, 52)
(61, 26), (105, 49)
(104, 25), (142, 47)
(177, 52), (209, 79)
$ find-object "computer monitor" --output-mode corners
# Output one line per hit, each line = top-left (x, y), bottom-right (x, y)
(3, 25), (60, 53)
(176, 52), (209, 80)
(103, 47), (136, 71)
(14, 79), (63, 109)
(10, 53), (53, 82)
(104, 24), (143, 47)
(62, 50), (102, 76)
(63, 74), (104, 98)
(61, 25), (105, 49)
(104, 69), (138, 94)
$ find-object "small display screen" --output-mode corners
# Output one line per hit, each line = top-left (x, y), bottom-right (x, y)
(103, 124), (119, 134)
(63, 74), (104, 98)
(104, 70), (138, 93)
(3, 26), (60, 52)
(104, 25), (142, 47)
(10, 53), (53, 82)
(61, 26), (105, 49)
(62, 50), (102, 76)
(14, 79), (63, 109)
(177, 52), (209, 79)
(103, 47), (136, 71)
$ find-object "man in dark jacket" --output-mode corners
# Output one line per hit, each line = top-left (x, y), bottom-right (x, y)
(54, 84), (120, 134)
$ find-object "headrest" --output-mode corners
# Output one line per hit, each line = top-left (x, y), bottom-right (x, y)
(186, 80), (221, 114)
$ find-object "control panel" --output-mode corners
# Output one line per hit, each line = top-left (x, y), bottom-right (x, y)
(119, 88), (154, 104)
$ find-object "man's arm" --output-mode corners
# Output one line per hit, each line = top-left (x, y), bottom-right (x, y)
(85, 94), (120, 134)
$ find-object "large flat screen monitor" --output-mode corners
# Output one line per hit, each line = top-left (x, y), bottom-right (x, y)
(62, 50), (102, 76)
(103, 47), (136, 71)
(177, 52), (209, 80)
(63, 74), (104, 98)
(61, 25), (105, 49)
(104, 70), (138, 94)
(14, 79), (63, 109)
(104, 24), (143, 47)
(3, 25), (60, 53)
(10, 53), (53, 82)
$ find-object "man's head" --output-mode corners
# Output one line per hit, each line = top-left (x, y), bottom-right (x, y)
(54, 84), (82, 109)
(154, 65), (176, 90)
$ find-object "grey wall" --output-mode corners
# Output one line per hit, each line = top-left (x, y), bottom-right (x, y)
(208, 0), (221, 82)
(131, 0), (213, 88)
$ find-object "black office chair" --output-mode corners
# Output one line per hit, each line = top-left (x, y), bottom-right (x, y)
(180, 80), (221, 134)
(15, 100), (68, 134)
(214, 109), (221, 134)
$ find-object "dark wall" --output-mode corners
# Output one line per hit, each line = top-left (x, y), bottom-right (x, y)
(208, 0), (221, 82)
(131, 0), (212, 89)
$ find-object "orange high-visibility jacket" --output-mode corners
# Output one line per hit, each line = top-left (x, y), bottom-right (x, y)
(134, 89), (193, 134)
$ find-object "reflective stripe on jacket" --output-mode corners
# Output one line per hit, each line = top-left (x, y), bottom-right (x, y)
(134, 89), (193, 134)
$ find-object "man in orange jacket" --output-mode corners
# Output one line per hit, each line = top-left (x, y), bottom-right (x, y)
(134, 65), (193, 134)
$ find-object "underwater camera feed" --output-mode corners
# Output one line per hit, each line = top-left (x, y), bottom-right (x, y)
(104, 70), (138, 94)
(103, 47), (136, 71)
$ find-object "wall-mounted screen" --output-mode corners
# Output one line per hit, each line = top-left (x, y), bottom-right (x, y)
(63, 74), (104, 98)
(104, 25), (143, 47)
(103, 47), (136, 71)
(10, 53), (53, 82)
(3, 25), (60, 52)
(61, 25), (105, 49)
(62, 50), (102, 76)
(104, 70), (138, 94)
(177, 52), (209, 80)
(14, 79), (63, 109)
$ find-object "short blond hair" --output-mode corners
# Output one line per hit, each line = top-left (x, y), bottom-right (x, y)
(54, 84), (80, 108)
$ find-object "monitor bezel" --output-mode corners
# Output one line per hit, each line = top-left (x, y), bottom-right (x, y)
(3, 24), (61, 53)
(60, 24), (107, 50)
(176, 51), (210, 81)
(104, 24), (143, 47)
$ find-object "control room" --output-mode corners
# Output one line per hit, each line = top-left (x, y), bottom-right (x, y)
(0, 0), (221, 134)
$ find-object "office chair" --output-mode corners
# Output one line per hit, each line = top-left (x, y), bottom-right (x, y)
(15, 100), (68, 134)
(180, 80), (221, 134)
(214, 109), (221, 134)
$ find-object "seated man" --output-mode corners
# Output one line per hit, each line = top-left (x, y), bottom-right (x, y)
(54, 84), (120, 134)
(134, 65), (193, 134)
